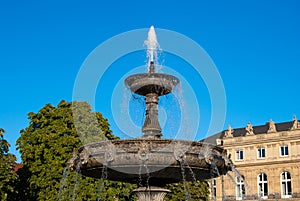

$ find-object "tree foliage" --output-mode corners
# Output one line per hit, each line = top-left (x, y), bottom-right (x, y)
(15, 100), (209, 200)
(16, 100), (135, 201)
(165, 181), (209, 201)
(0, 128), (18, 201)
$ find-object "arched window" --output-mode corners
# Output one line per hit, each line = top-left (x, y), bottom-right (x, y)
(281, 172), (292, 198)
(236, 175), (245, 200)
(258, 173), (268, 199)
(210, 179), (217, 200)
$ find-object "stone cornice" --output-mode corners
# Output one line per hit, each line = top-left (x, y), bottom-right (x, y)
(222, 131), (300, 147)
(234, 158), (300, 168)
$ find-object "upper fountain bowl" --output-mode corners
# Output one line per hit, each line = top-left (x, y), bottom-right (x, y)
(125, 73), (179, 96)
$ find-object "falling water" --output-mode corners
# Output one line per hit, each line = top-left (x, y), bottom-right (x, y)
(144, 164), (151, 201)
(173, 85), (192, 140)
(200, 143), (221, 178)
(186, 161), (197, 182)
(121, 88), (146, 138)
(231, 165), (243, 179)
(96, 143), (115, 200)
(138, 164), (143, 187)
(159, 91), (182, 139)
(120, 87), (132, 138)
(224, 155), (258, 200)
(137, 141), (151, 188)
(71, 164), (81, 201)
(231, 166), (257, 200)
(210, 161), (220, 178)
(179, 161), (191, 201)
(96, 163), (108, 201)
(96, 179), (104, 201)
(57, 167), (70, 201)
(182, 158), (205, 201)
(226, 172), (236, 185)
(137, 154), (151, 201)
(231, 166), (254, 200)
(210, 160), (224, 201)
(174, 146), (192, 201)
(137, 159), (150, 188)
(144, 162), (150, 188)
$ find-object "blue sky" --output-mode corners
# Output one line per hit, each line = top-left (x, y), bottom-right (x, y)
(1, 1), (299, 161)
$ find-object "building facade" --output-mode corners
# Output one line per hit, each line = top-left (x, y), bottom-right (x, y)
(208, 116), (300, 201)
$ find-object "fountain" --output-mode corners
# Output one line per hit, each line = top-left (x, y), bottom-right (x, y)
(68, 26), (231, 201)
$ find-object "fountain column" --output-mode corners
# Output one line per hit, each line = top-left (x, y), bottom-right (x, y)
(142, 92), (162, 138)
(142, 63), (162, 138)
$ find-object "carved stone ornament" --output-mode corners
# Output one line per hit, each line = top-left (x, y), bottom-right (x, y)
(80, 148), (90, 165)
(173, 142), (188, 162)
(245, 122), (255, 136)
(67, 148), (79, 171)
(267, 119), (277, 133)
(224, 124), (234, 138)
(138, 141), (150, 161)
(291, 115), (300, 130)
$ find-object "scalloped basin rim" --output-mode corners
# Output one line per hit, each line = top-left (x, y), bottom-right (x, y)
(125, 73), (180, 83)
(124, 73), (180, 96)
(79, 138), (225, 154)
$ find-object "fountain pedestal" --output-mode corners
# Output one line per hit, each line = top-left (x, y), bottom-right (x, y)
(132, 187), (171, 201)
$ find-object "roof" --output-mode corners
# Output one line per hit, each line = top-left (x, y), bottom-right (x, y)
(203, 120), (299, 145)
(14, 163), (23, 172)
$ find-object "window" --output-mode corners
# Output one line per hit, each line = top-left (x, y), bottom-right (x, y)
(236, 176), (245, 200)
(280, 145), (289, 156)
(236, 150), (244, 161)
(281, 172), (292, 198)
(210, 179), (216, 199)
(258, 173), (268, 199)
(257, 147), (266, 159)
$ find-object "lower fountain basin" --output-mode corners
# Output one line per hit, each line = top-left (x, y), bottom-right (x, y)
(72, 139), (230, 187)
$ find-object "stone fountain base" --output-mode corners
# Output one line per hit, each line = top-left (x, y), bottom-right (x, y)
(73, 139), (229, 187)
(132, 187), (171, 201)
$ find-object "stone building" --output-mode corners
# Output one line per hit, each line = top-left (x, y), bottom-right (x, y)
(206, 116), (300, 200)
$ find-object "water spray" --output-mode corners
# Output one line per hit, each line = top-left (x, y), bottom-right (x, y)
(145, 25), (160, 68)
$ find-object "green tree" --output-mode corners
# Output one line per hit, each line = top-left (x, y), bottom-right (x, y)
(16, 100), (135, 201)
(165, 181), (209, 201)
(16, 100), (209, 200)
(0, 128), (18, 201)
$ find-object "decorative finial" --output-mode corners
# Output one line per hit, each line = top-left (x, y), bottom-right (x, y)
(267, 119), (277, 133)
(245, 122), (254, 136)
(291, 115), (300, 130)
(224, 124), (234, 138)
